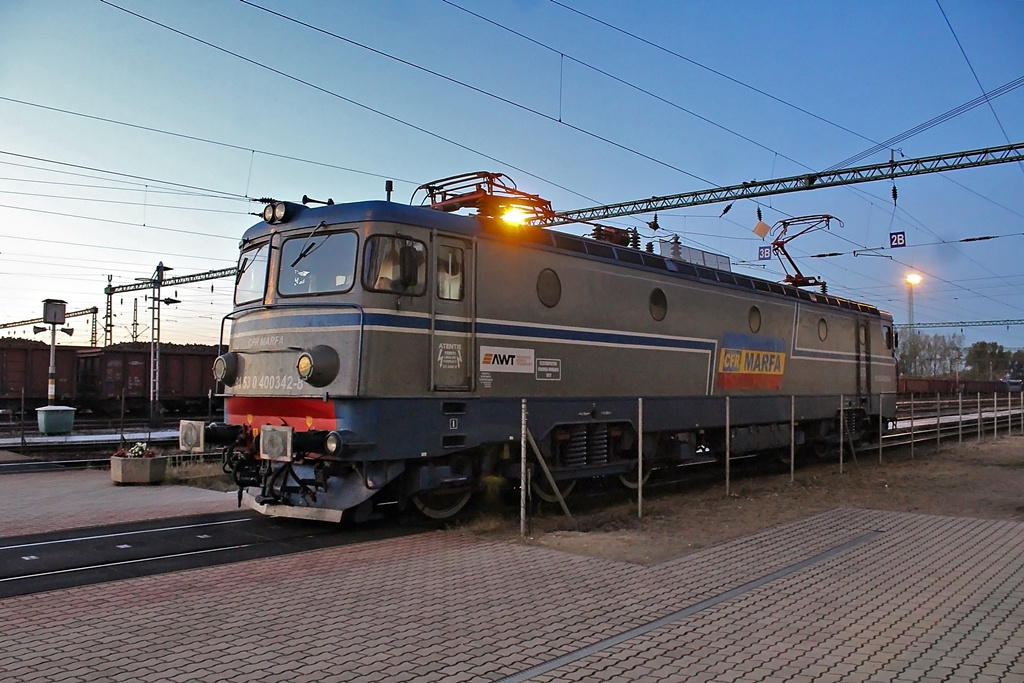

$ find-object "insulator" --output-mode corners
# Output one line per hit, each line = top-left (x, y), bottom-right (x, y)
(646, 242), (654, 253)
(757, 207), (762, 221)
(629, 228), (640, 249)
(892, 185), (898, 205)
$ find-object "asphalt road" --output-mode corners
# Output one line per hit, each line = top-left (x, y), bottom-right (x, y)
(0, 511), (420, 598)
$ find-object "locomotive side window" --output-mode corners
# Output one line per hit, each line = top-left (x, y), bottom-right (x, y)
(235, 243), (270, 304)
(279, 231), (357, 297)
(437, 245), (464, 301)
(748, 306), (761, 333)
(537, 268), (561, 307)
(649, 288), (667, 321)
(363, 235), (427, 295)
(818, 318), (828, 341)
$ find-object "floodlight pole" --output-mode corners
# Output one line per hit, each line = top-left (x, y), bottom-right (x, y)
(48, 324), (57, 406)
(41, 299), (67, 406)
(149, 262), (171, 427)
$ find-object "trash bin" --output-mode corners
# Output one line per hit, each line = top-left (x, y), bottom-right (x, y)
(36, 406), (76, 435)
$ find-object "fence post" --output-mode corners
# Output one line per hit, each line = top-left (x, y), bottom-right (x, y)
(936, 391), (941, 453)
(993, 391), (998, 439)
(520, 399), (527, 538)
(725, 396), (731, 497)
(977, 392), (981, 443)
(638, 397), (643, 520)
(1007, 392), (1012, 436)
(910, 393), (915, 459)
(790, 395), (795, 484)
(879, 393), (884, 465)
(839, 395), (844, 474)
(958, 392), (962, 445)
(19, 389), (25, 454)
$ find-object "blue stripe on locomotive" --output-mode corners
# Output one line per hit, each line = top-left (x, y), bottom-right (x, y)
(232, 310), (717, 354)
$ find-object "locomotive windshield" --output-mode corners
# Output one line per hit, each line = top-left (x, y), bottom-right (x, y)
(279, 230), (358, 296)
(234, 243), (270, 305)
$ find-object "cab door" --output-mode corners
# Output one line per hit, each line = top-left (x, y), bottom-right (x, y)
(430, 234), (474, 391)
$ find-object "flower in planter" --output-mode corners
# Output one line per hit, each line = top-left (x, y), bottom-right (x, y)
(113, 442), (157, 458)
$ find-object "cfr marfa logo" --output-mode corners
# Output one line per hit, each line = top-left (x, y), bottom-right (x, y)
(718, 348), (786, 375)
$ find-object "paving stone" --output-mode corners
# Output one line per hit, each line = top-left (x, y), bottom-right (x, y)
(2, 482), (1024, 683)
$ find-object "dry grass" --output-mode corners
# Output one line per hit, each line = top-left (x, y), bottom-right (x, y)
(166, 460), (234, 491)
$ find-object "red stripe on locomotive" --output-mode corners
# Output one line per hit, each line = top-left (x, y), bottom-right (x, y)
(226, 396), (336, 430)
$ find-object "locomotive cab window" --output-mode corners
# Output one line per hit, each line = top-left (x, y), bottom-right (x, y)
(278, 230), (357, 297)
(363, 235), (427, 295)
(436, 245), (464, 301)
(235, 242), (270, 305)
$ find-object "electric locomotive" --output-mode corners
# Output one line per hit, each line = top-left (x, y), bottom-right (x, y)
(180, 172), (898, 522)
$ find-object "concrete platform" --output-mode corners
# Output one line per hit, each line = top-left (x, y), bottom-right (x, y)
(0, 469), (1022, 682)
(0, 429), (179, 451)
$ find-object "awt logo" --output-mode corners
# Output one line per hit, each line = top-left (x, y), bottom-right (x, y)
(479, 345), (535, 374)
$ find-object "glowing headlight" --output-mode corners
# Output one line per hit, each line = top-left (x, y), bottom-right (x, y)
(212, 352), (239, 386)
(297, 354), (314, 380)
(296, 345), (340, 387)
(262, 202), (291, 225)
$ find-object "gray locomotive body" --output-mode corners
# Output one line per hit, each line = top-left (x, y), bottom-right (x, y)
(183, 198), (897, 521)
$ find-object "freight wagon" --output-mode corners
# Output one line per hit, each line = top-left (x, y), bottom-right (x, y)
(898, 377), (1022, 395)
(0, 338), (83, 412)
(77, 343), (220, 415)
(0, 338), (218, 417)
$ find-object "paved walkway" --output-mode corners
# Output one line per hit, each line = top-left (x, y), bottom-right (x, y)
(1, 470), (1022, 682)
(0, 468), (234, 537)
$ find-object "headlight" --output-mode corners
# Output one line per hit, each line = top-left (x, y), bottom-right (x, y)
(296, 345), (340, 387)
(212, 352), (240, 386)
(325, 431), (343, 456)
(262, 202), (292, 224)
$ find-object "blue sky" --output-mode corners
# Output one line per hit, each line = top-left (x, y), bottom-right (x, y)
(1, 0), (1022, 350)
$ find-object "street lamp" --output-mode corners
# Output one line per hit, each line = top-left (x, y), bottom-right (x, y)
(905, 273), (922, 329)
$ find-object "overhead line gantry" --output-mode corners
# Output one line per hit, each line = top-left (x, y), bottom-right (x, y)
(0, 307), (100, 346)
(534, 141), (1024, 227)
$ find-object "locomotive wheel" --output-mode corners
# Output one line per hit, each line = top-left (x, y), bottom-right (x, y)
(412, 489), (473, 519)
(618, 462), (652, 490)
(532, 477), (577, 503)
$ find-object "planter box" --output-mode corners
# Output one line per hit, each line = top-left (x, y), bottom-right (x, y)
(111, 456), (167, 485)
